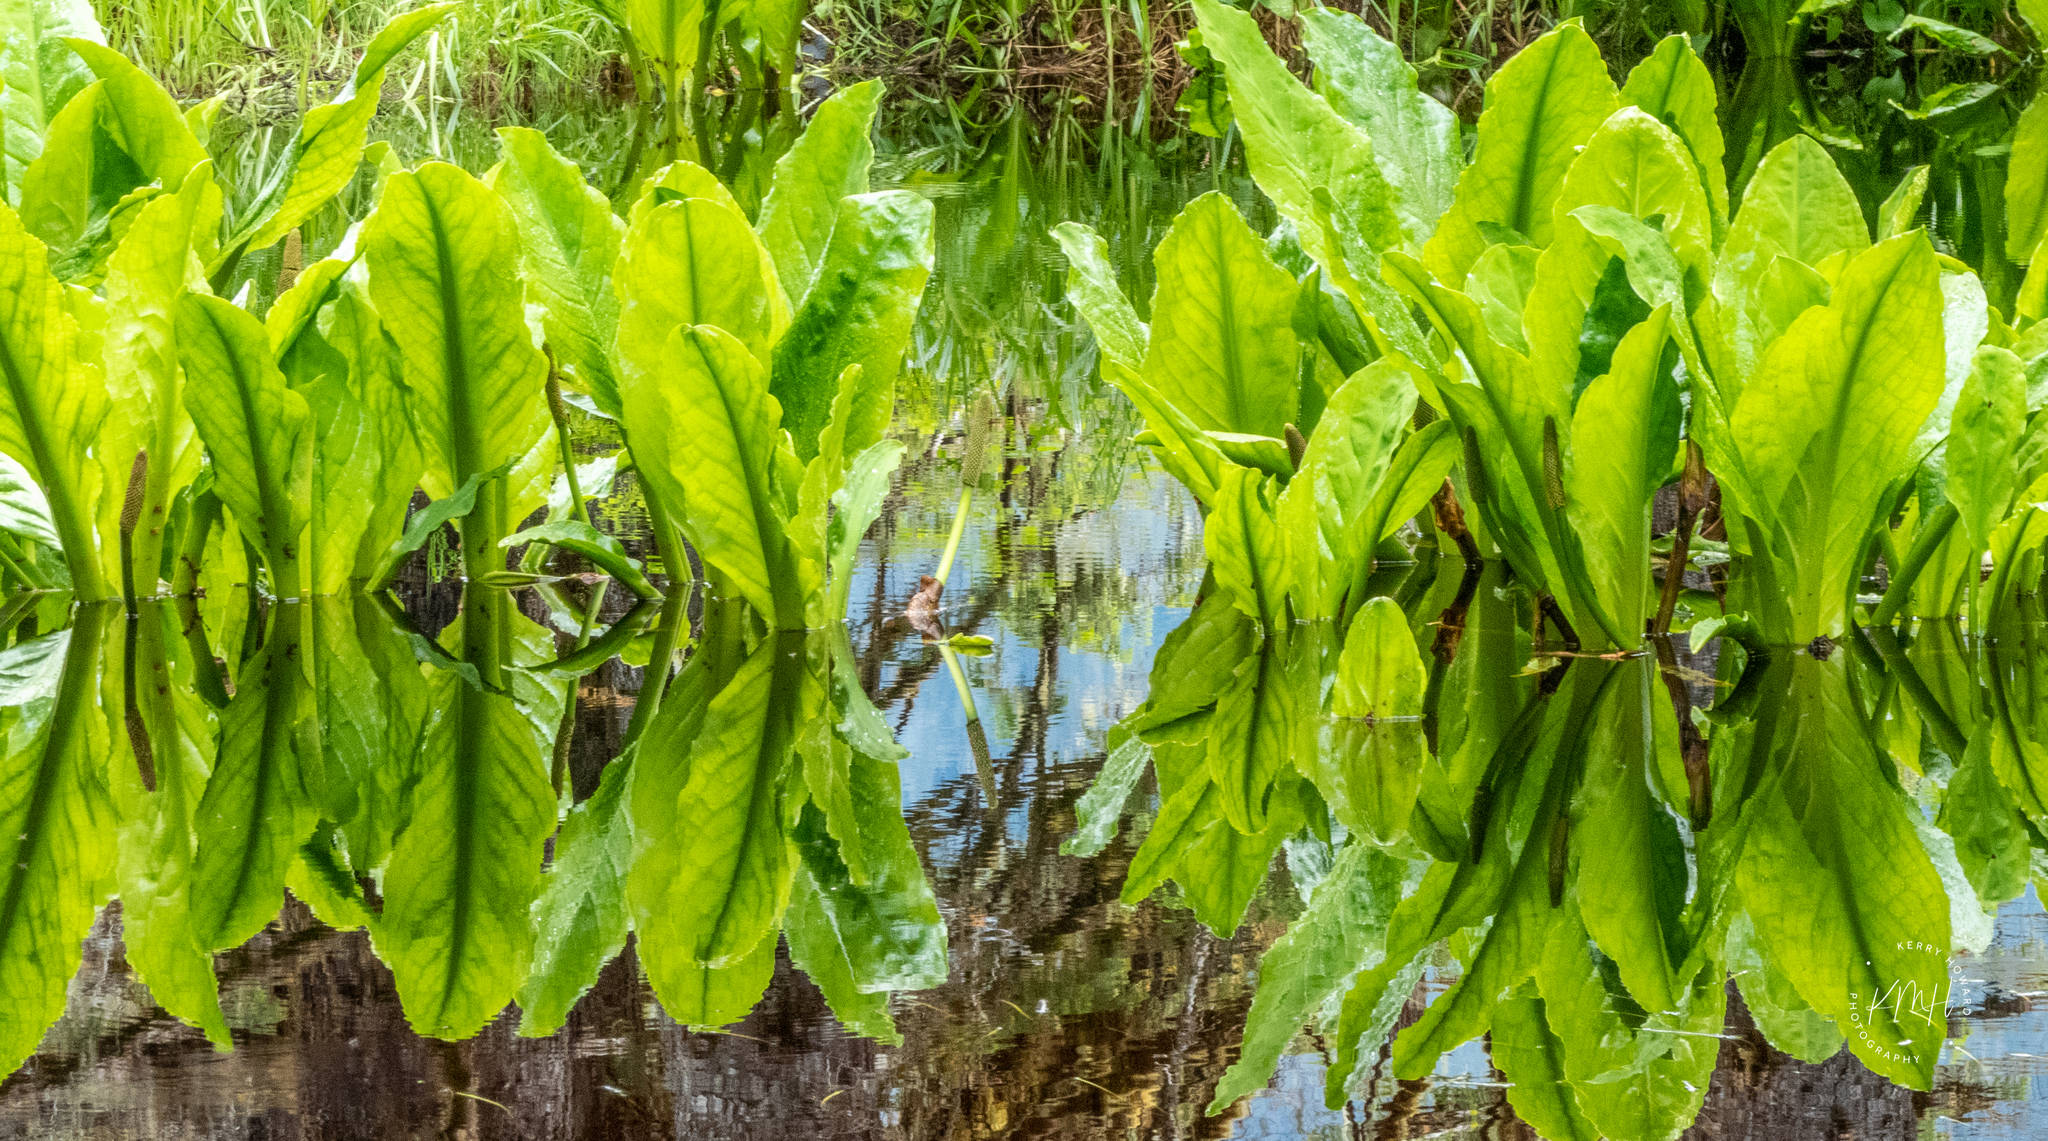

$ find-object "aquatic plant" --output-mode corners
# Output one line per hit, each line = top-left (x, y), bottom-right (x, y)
(1096, 0), (2048, 647)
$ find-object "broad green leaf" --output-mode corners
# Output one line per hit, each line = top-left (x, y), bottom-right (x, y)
(1054, 219), (1232, 503)
(0, 454), (56, 549)
(276, 263), (420, 592)
(621, 325), (801, 627)
(1144, 192), (1300, 439)
(1205, 466), (1289, 629)
(1565, 307), (1679, 640)
(756, 80), (881, 306)
(1298, 7), (1459, 245)
(1210, 630), (1317, 835)
(489, 126), (625, 414)
(1948, 346), (2027, 550)
(1467, 243), (1542, 351)
(1554, 108), (1713, 282)
(0, 0), (102, 200)
(188, 611), (314, 949)
(616, 190), (781, 384)
(1728, 133), (1869, 266)
(366, 162), (550, 581)
(1385, 251), (1571, 599)
(1620, 34), (1729, 231)
(1332, 597), (1425, 719)
(1276, 358), (1414, 620)
(0, 617), (113, 1077)
(2014, 95), (2048, 263)
(102, 170), (217, 598)
(376, 593), (555, 1039)
(364, 461), (512, 592)
(18, 39), (204, 257)
(770, 190), (933, 466)
(1188, 0), (1407, 314)
(176, 292), (313, 596)
(1424, 22), (1619, 283)
(1350, 418), (1459, 576)
(517, 747), (634, 1036)
(1717, 135), (1867, 366)
(1723, 233), (1944, 639)
(227, 4), (456, 261)
(0, 199), (108, 596)
(1050, 221), (1148, 375)
(822, 438), (904, 622)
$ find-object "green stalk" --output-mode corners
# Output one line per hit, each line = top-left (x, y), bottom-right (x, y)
(935, 393), (999, 590)
(622, 586), (689, 749)
(0, 532), (52, 592)
(933, 486), (974, 588)
(1871, 501), (1959, 628)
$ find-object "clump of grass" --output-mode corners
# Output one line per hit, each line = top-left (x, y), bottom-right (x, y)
(96, 0), (625, 106)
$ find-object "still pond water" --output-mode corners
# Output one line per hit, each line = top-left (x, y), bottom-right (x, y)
(4, 97), (2048, 1141)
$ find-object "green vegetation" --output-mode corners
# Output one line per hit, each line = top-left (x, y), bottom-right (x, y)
(11, 2), (2048, 1137)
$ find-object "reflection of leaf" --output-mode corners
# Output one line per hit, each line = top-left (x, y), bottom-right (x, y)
(1570, 659), (1689, 1012)
(1062, 730), (1149, 858)
(1491, 991), (1599, 1141)
(376, 593), (555, 1040)
(1721, 655), (1949, 1087)
(1309, 719), (1425, 843)
(1332, 597), (1425, 719)
(1124, 740), (1302, 936)
(111, 608), (230, 1054)
(629, 637), (801, 987)
(788, 750), (946, 1027)
(518, 748), (634, 1037)
(0, 617), (112, 1076)
(189, 611), (314, 950)
(1210, 844), (1406, 1111)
